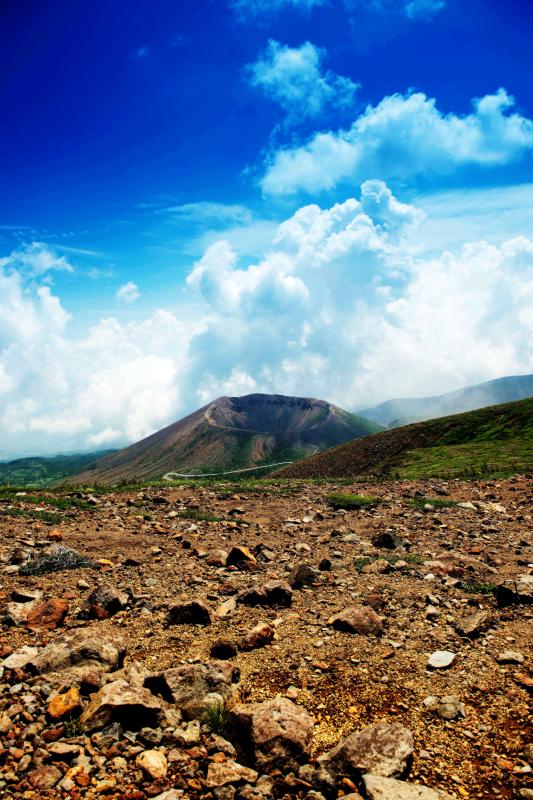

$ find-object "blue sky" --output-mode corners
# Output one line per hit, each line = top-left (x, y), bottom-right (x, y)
(1, 0), (532, 456)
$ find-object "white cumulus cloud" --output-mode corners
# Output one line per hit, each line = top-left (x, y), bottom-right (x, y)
(1, 185), (532, 456)
(116, 281), (141, 303)
(261, 88), (533, 195)
(248, 40), (358, 123)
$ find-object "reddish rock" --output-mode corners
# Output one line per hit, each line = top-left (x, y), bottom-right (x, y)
(28, 765), (62, 789)
(27, 598), (69, 630)
(240, 622), (275, 651)
(328, 605), (384, 636)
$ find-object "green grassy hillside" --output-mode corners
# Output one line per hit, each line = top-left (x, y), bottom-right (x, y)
(275, 398), (533, 479)
(0, 451), (115, 487)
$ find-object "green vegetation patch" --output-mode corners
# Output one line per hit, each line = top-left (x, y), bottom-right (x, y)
(327, 493), (383, 510)
(460, 581), (497, 595)
(176, 508), (228, 523)
(19, 545), (94, 576)
(203, 702), (228, 735)
(409, 497), (458, 510)
(394, 437), (533, 479)
(0, 507), (63, 524)
(353, 553), (424, 571)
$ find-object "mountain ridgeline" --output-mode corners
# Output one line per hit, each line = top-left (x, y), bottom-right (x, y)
(358, 373), (533, 428)
(71, 393), (383, 484)
(276, 397), (533, 479)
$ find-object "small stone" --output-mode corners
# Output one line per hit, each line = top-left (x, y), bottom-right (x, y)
(328, 605), (383, 636)
(289, 563), (318, 588)
(167, 601), (212, 626)
(28, 765), (62, 790)
(371, 532), (401, 549)
(226, 546), (257, 568)
(455, 610), (490, 639)
(240, 622), (275, 651)
(205, 760), (258, 787)
(364, 774), (455, 799)
(496, 650), (524, 664)
(47, 687), (82, 720)
(427, 650), (456, 669)
(136, 749), (168, 780)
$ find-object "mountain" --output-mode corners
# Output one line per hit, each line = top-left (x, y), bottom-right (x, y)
(0, 451), (116, 487)
(358, 373), (533, 428)
(275, 397), (533, 480)
(71, 393), (383, 484)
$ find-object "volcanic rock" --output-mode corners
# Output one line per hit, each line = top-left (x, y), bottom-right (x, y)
(230, 697), (313, 769)
(80, 679), (164, 731)
(319, 721), (413, 779)
(328, 605), (384, 635)
(166, 600), (212, 626)
(364, 775), (455, 799)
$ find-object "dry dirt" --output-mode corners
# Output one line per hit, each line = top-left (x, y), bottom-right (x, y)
(0, 475), (532, 799)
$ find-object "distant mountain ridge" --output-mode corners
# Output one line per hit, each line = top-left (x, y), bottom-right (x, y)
(276, 397), (533, 480)
(358, 373), (533, 428)
(71, 393), (383, 484)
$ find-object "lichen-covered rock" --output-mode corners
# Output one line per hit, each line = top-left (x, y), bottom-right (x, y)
(28, 629), (125, 675)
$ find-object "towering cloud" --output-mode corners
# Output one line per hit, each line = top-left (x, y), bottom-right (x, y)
(1, 186), (531, 456)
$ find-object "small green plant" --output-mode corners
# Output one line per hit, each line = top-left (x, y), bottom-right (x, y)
(203, 702), (228, 734)
(62, 716), (85, 738)
(353, 553), (424, 571)
(353, 557), (373, 571)
(19, 545), (94, 576)
(460, 581), (497, 595)
(409, 497), (458, 510)
(177, 508), (227, 523)
(326, 493), (382, 511)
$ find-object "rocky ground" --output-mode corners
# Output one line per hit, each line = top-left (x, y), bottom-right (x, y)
(0, 476), (531, 800)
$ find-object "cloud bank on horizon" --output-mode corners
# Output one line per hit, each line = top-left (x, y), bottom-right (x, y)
(1, 180), (532, 456)
(0, 0), (532, 456)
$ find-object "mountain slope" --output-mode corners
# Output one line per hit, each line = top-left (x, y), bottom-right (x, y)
(0, 451), (116, 487)
(71, 394), (383, 484)
(358, 373), (533, 428)
(275, 398), (533, 479)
